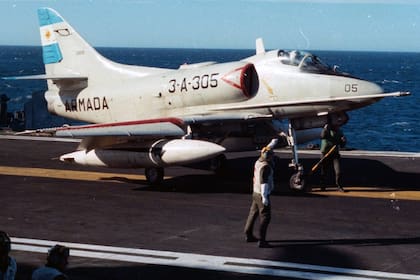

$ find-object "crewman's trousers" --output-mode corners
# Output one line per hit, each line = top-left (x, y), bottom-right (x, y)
(244, 193), (271, 241)
(320, 153), (341, 186)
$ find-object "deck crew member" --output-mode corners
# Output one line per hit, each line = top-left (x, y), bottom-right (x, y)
(32, 245), (70, 280)
(320, 117), (346, 192)
(244, 141), (276, 248)
(0, 231), (17, 280)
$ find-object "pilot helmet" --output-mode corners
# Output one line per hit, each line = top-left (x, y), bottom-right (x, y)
(0, 231), (11, 254)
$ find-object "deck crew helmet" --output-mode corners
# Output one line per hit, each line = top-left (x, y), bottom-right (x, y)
(261, 146), (274, 161)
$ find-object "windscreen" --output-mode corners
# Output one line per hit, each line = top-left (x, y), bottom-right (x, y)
(278, 50), (353, 77)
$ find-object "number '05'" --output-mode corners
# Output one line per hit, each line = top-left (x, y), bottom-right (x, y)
(344, 84), (358, 93)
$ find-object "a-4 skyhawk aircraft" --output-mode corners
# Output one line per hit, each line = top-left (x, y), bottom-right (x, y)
(6, 8), (409, 189)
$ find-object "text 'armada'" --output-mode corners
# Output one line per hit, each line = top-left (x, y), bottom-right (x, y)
(65, 97), (109, 112)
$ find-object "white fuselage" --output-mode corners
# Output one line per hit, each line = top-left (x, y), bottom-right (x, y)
(45, 50), (382, 124)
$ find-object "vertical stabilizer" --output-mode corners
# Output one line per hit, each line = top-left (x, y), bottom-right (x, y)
(37, 7), (107, 78)
(37, 8), (162, 80)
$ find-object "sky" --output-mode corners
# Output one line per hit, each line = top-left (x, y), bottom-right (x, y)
(1, 0), (420, 52)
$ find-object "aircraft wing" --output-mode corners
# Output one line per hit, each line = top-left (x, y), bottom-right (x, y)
(55, 118), (187, 137)
(40, 113), (274, 152)
(212, 91), (410, 111)
(180, 112), (272, 123)
(53, 112), (272, 138)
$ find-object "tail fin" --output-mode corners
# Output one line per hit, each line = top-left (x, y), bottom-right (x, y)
(38, 7), (104, 78)
(37, 8), (163, 80)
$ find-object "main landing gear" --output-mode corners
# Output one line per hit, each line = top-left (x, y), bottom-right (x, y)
(209, 154), (227, 175)
(145, 167), (164, 186)
(287, 122), (307, 191)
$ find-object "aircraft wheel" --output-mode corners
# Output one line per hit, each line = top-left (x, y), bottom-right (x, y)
(289, 173), (306, 191)
(145, 167), (164, 185)
(210, 154), (227, 175)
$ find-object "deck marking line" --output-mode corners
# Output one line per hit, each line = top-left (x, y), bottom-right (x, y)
(310, 187), (420, 201)
(0, 166), (172, 182)
(11, 237), (420, 280)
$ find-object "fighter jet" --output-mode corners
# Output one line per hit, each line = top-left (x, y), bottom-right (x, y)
(5, 8), (409, 189)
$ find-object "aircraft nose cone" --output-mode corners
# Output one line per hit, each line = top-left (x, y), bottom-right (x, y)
(357, 80), (383, 95)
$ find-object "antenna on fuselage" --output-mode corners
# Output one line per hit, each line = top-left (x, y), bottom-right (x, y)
(256, 38), (266, 55)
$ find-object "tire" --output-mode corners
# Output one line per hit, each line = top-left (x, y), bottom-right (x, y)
(145, 167), (164, 186)
(209, 154), (227, 175)
(289, 173), (306, 191)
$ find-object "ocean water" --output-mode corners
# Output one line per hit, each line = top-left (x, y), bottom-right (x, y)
(0, 46), (418, 152)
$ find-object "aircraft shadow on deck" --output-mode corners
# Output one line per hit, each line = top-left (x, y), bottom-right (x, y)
(101, 155), (420, 194)
(265, 236), (420, 272)
(269, 236), (420, 248)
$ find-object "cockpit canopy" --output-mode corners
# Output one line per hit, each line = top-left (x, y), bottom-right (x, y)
(278, 50), (351, 77)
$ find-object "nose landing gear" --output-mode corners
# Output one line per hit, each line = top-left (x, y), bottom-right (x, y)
(289, 165), (306, 191)
(287, 122), (307, 191)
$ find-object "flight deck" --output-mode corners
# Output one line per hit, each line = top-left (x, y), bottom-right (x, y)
(1, 135), (420, 279)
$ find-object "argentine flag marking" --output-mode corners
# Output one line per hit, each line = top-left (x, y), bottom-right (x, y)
(38, 8), (63, 64)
